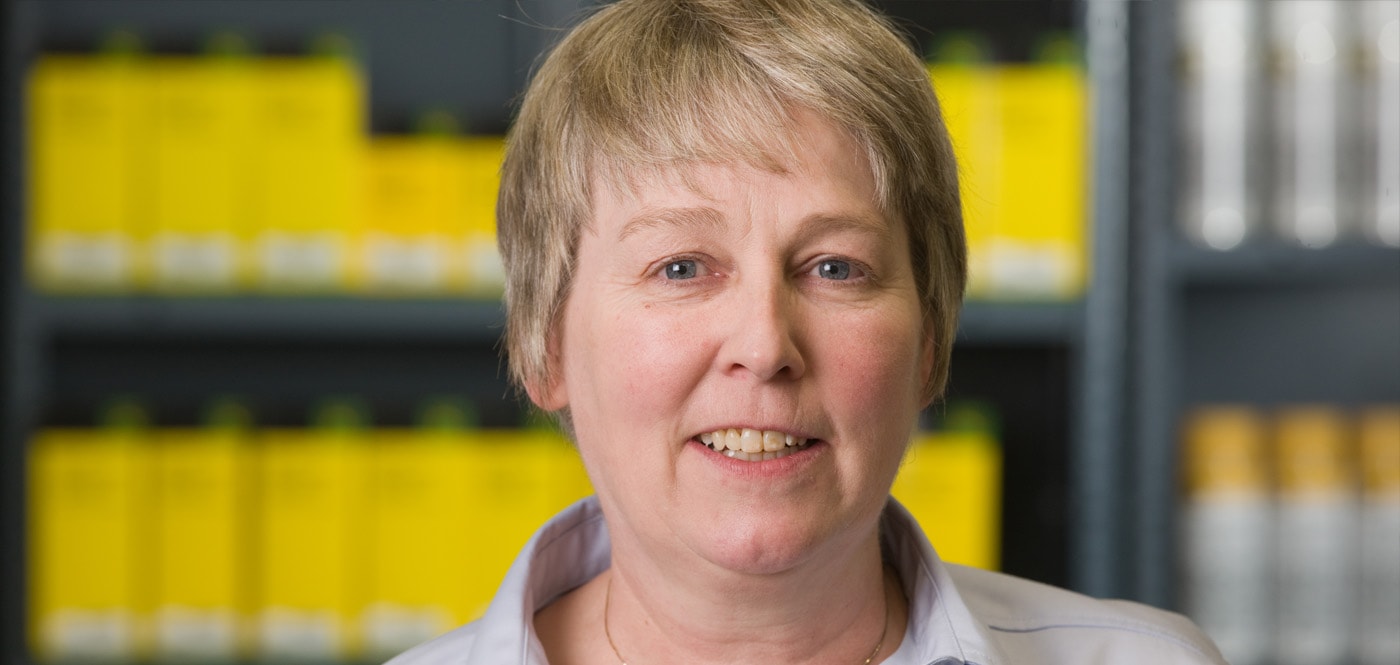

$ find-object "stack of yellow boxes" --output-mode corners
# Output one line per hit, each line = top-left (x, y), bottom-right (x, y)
(27, 400), (592, 663)
(28, 31), (1087, 301)
(28, 399), (1001, 663)
(26, 36), (506, 297)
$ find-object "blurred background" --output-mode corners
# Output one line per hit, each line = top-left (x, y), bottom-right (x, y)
(0, 1), (1396, 664)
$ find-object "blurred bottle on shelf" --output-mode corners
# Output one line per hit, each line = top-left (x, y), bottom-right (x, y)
(361, 398), (477, 660)
(250, 35), (365, 294)
(150, 399), (252, 662)
(28, 399), (153, 663)
(926, 33), (1087, 301)
(1357, 1), (1400, 248)
(927, 33), (998, 300)
(449, 136), (508, 298)
(149, 34), (257, 293)
(1271, 406), (1355, 665)
(253, 398), (369, 661)
(1356, 407), (1400, 665)
(26, 33), (151, 292)
(891, 401), (1002, 571)
(362, 128), (459, 295)
(1268, 1), (1350, 249)
(1179, 406), (1271, 665)
(1178, 0), (1263, 251)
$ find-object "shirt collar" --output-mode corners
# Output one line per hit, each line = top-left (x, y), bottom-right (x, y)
(467, 496), (1005, 665)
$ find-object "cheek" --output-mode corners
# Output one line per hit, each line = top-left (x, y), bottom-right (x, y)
(568, 303), (711, 436)
(816, 309), (927, 436)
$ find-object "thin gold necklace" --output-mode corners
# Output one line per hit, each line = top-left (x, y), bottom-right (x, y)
(603, 573), (890, 665)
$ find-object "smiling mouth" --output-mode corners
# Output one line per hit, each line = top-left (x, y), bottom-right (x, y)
(697, 428), (817, 462)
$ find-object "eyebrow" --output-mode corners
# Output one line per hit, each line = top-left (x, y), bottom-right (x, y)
(798, 212), (893, 243)
(616, 206), (891, 243)
(617, 206), (726, 241)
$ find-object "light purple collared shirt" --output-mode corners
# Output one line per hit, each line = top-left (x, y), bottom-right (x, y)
(386, 497), (1225, 665)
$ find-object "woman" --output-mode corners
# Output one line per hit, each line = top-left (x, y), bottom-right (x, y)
(390, 0), (1225, 663)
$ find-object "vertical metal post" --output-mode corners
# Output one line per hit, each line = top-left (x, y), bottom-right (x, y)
(2, 0), (40, 662)
(1074, 0), (1132, 599)
(1130, 0), (1184, 610)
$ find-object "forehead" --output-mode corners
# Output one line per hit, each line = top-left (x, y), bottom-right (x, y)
(587, 111), (882, 235)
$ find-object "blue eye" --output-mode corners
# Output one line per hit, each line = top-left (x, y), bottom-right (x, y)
(665, 260), (699, 280)
(816, 260), (852, 280)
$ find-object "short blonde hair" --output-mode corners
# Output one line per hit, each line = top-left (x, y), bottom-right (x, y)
(498, 0), (965, 404)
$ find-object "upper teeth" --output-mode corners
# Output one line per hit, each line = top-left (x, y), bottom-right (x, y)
(699, 428), (808, 454)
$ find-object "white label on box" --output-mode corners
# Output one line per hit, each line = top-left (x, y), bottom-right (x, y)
(256, 607), (340, 660)
(40, 232), (131, 287)
(153, 233), (236, 289)
(154, 606), (239, 660)
(258, 232), (342, 290)
(361, 603), (451, 658)
(43, 609), (137, 661)
(986, 241), (1076, 298)
(365, 234), (447, 290)
(463, 234), (504, 293)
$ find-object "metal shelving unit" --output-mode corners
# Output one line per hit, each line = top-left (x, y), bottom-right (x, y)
(31, 297), (1079, 346)
(1127, 0), (1400, 611)
(0, 1), (1140, 663)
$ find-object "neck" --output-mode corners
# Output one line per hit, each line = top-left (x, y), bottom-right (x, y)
(602, 527), (904, 665)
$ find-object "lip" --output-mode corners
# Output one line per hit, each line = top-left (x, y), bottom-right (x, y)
(686, 436), (825, 479)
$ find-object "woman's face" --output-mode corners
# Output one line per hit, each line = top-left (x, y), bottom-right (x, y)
(531, 112), (933, 576)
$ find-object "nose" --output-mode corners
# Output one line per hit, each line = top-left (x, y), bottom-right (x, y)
(719, 276), (807, 382)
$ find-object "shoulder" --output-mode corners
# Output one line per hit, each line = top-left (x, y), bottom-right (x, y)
(945, 564), (1227, 665)
(382, 621), (480, 665)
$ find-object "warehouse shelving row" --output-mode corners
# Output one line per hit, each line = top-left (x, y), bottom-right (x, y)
(9, 1), (1394, 664)
(0, 1), (1103, 662)
(1126, 0), (1400, 627)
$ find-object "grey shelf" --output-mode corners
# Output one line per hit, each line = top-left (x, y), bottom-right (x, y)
(33, 296), (1083, 346)
(33, 295), (507, 342)
(1172, 242), (1400, 287)
(959, 300), (1082, 346)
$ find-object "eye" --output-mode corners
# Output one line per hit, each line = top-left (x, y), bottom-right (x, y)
(815, 259), (853, 280)
(665, 259), (700, 280)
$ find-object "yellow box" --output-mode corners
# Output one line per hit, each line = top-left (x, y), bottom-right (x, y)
(247, 57), (365, 293)
(253, 427), (367, 660)
(360, 138), (455, 293)
(929, 63), (1001, 300)
(458, 430), (557, 618)
(987, 63), (1087, 299)
(891, 429), (1002, 570)
(150, 426), (250, 660)
(149, 56), (257, 292)
(28, 427), (154, 661)
(361, 428), (474, 658)
(27, 55), (154, 291)
(445, 137), (506, 297)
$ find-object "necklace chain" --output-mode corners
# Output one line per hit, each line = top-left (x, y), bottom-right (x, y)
(603, 572), (890, 665)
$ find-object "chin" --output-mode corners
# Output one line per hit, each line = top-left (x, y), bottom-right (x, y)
(691, 508), (837, 576)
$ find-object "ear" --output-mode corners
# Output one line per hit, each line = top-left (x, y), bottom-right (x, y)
(525, 373), (567, 412)
(524, 328), (569, 412)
